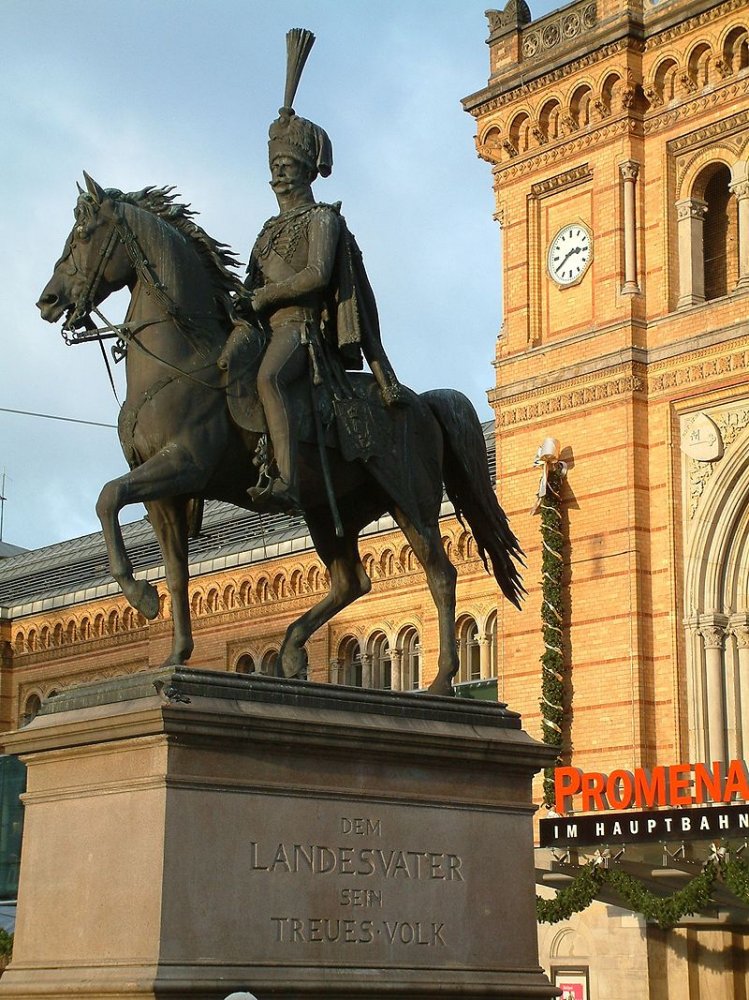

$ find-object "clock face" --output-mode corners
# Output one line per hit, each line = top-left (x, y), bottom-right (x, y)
(547, 223), (593, 286)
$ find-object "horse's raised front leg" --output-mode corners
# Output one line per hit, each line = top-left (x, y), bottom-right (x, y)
(278, 512), (371, 680)
(144, 498), (193, 665)
(95, 445), (207, 621)
(391, 508), (458, 696)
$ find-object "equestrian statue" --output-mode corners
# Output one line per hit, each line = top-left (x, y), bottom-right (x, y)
(36, 30), (523, 697)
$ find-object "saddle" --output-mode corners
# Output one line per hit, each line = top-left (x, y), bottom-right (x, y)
(218, 320), (393, 464)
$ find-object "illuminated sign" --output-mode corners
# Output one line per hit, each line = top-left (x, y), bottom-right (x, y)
(554, 760), (749, 814)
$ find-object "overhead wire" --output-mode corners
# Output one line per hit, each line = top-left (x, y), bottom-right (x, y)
(0, 407), (116, 429)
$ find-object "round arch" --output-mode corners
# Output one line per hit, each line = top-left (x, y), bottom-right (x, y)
(683, 422), (749, 763)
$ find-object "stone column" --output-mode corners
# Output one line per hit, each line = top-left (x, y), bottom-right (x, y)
(329, 658), (341, 686)
(731, 179), (749, 289)
(731, 620), (749, 756)
(390, 649), (403, 692)
(620, 160), (640, 294)
(360, 653), (373, 690)
(478, 635), (491, 680)
(700, 620), (727, 763)
(676, 197), (708, 307)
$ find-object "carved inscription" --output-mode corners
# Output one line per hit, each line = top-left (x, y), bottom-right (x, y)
(250, 815), (464, 948)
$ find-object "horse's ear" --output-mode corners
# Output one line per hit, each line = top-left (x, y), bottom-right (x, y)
(76, 181), (84, 196)
(82, 171), (105, 204)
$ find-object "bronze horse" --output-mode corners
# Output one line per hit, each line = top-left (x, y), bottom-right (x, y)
(37, 174), (523, 696)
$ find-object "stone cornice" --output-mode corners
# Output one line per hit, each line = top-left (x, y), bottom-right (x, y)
(463, 37), (638, 117)
(663, 98), (749, 151)
(645, 79), (749, 139)
(643, 0), (748, 51)
(529, 163), (593, 197)
(493, 330), (749, 428)
(497, 365), (646, 428)
(495, 116), (640, 180)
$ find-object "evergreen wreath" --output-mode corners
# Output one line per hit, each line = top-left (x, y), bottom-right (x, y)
(537, 464), (566, 807)
(535, 855), (749, 931)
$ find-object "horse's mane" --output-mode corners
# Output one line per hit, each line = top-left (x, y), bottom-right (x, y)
(109, 185), (244, 321)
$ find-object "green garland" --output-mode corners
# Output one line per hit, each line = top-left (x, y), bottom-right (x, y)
(538, 465), (565, 807)
(536, 858), (739, 931)
(536, 862), (606, 923)
(719, 854), (749, 901)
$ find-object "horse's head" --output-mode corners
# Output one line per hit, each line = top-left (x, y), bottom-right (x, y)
(37, 172), (132, 330)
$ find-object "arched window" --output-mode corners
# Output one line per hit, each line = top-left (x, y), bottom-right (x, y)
(723, 26), (749, 75)
(206, 588), (219, 613)
(223, 585), (235, 611)
(538, 99), (561, 143)
(380, 550), (395, 577)
(257, 578), (270, 603)
(236, 653), (255, 674)
(239, 580), (252, 606)
(600, 72), (622, 116)
(290, 570), (304, 596)
(687, 42), (713, 90)
(508, 111), (532, 154)
(108, 610), (119, 634)
(307, 566), (321, 593)
(14, 632), (25, 655)
(274, 574), (287, 599)
(27, 629), (37, 652)
(65, 621), (76, 644)
(79, 617), (91, 641)
(21, 694), (41, 728)
(653, 58), (679, 104)
(703, 165), (738, 299)
(683, 422), (749, 762)
(261, 649), (279, 675)
(190, 592), (203, 617)
(94, 613), (105, 637)
(486, 611), (498, 679)
(569, 85), (592, 129)
(399, 627), (421, 691)
(677, 162), (738, 307)
(338, 636), (362, 687)
(53, 623), (63, 647)
(369, 632), (391, 690)
(456, 616), (481, 683)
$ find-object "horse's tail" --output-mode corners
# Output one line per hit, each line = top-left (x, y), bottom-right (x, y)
(422, 389), (525, 609)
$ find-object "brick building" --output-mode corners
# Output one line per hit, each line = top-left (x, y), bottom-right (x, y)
(462, 0), (749, 996)
(1, 0), (749, 996)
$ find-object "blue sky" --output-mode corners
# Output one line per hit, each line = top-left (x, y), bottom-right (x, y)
(1, 0), (558, 550)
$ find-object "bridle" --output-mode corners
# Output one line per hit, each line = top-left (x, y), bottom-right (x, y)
(60, 197), (236, 393)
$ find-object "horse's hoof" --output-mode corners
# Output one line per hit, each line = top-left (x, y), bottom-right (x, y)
(132, 579), (160, 620)
(161, 649), (193, 667)
(428, 678), (455, 697)
(279, 648), (308, 681)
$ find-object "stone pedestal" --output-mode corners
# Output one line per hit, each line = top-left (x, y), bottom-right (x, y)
(0, 668), (555, 999)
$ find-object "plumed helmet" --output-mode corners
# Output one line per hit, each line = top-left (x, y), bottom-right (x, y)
(268, 29), (333, 181)
(268, 111), (332, 179)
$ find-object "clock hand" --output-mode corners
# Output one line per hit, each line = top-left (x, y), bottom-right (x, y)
(555, 245), (583, 273)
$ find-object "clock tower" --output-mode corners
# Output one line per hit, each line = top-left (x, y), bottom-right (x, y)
(465, 2), (749, 989)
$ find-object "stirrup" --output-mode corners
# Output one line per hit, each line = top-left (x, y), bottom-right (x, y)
(248, 477), (301, 514)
